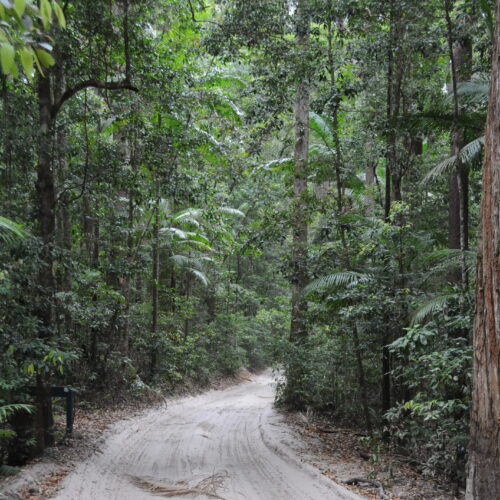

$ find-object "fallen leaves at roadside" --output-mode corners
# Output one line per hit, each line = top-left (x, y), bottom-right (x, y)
(284, 412), (464, 500)
(20, 470), (69, 500)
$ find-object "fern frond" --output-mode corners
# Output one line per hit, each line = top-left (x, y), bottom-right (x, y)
(0, 404), (34, 424)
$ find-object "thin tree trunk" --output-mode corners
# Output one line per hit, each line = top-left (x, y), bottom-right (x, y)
(34, 74), (56, 453)
(288, 0), (310, 409)
(385, 1), (395, 221)
(183, 273), (192, 341)
(381, 337), (391, 415)
(150, 187), (160, 379)
(353, 324), (372, 432)
(465, 3), (500, 496)
(444, 0), (471, 290)
(326, 14), (371, 429)
(326, 15), (348, 261)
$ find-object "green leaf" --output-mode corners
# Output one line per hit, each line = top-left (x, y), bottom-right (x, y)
(40, 0), (52, 30)
(13, 0), (25, 17)
(0, 42), (15, 75)
(52, 0), (65, 28)
(19, 47), (34, 80)
(35, 48), (55, 67)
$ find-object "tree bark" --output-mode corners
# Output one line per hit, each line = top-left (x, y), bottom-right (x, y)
(465, 3), (500, 496)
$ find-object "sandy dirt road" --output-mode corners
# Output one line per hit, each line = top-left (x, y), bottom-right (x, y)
(53, 371), (363, 500)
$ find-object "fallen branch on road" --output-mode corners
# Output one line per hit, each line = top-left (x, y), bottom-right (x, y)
(129, 473), (228, 499)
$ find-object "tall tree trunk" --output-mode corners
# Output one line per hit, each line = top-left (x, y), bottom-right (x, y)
(325, 13), (371, 430)
(34, 75), (56, 453)
(385, 1), (395, 221)
(353, 324), (372, 432)
(465, 3), (500, 496)
(54, 62), (73, 335)
(445, 0), (472, 289)
(287, 0), (310, 409)
(150, 180), (160, 379)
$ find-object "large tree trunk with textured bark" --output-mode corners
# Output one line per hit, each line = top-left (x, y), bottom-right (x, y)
(465, 3), (500, 497)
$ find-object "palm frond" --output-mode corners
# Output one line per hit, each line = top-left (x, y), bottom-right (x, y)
(188, 269), (209, 286)
(458, 136), (485, 165)
(173, 208), (202, 221)
(423, 248), (476, 263)
(258, 158), (293, 172)
(309, 143), (335, 157)
(191, 125), (222, 149)
(0, 216), (28, 246)
(419, 249), (476, 285)
(177, 240), (213, 252)
(403, 111), (485, 135)
(422, 155), (457, 184)
(219, 207), (245, 218)
(160, 227), (188, 240)
(309, 112), (334, 147)
(422, 136), (485, 184)
(457, 80), (489, 106)
(304, 271), (370, 294)
(411, 294), (458, 325)
(170, 254), (192, 267)
(185, 232), (211, 246)
(171, 253), (214, 269)
(178, 217), (200, 228)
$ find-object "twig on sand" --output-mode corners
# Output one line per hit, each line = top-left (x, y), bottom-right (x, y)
(343, 477), (390, 500)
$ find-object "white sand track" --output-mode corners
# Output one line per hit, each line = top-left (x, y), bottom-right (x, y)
(53, 371), (364, 500)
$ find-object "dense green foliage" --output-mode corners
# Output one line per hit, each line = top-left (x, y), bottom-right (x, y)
(0, 0), (495, 486)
